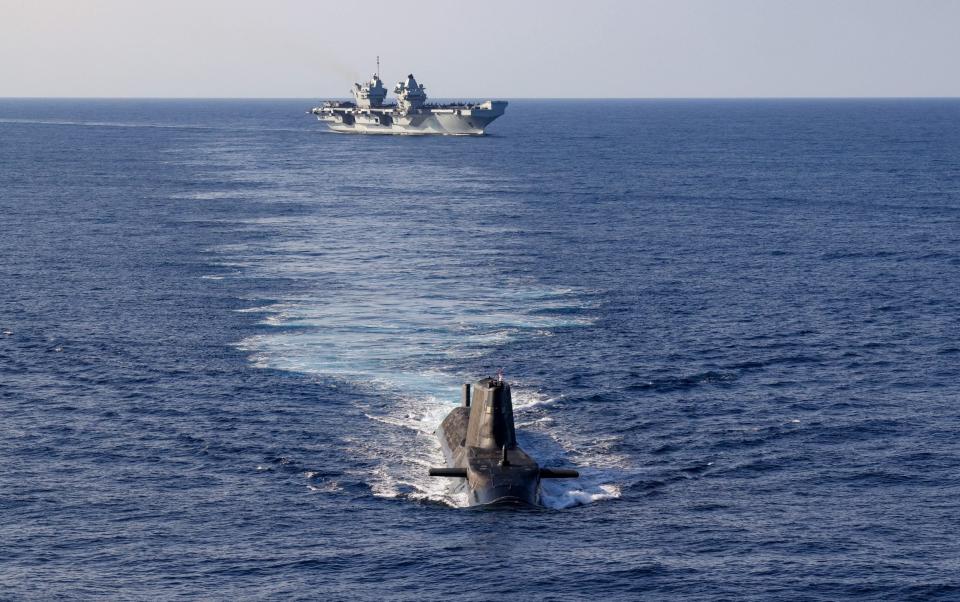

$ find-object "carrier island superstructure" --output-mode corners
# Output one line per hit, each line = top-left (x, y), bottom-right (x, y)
(310, 71), (507, 135)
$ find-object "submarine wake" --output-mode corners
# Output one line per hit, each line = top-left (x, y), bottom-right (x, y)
(357, 376), (626, 509)
(187, 135), (624, 509)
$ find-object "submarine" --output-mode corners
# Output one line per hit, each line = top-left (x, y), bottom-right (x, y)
(429, 376), (578, 506)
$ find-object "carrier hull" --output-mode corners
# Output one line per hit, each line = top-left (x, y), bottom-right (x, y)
(312, 101), (507, 136)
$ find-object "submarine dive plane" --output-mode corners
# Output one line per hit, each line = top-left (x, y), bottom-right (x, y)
(429, 376), (578, 506)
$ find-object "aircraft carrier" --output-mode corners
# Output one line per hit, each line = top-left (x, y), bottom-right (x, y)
(310, 65), (507, 135)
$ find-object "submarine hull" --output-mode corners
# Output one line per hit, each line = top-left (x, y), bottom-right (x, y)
(436, 408), (541, 506)
(431, 378), (579, 507)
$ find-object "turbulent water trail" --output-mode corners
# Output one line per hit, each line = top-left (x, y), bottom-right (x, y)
(184, 137), (623, 508)
(233, 278), (620, 508)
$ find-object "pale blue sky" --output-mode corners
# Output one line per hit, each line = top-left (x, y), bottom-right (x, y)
(1, 0), (957, 98)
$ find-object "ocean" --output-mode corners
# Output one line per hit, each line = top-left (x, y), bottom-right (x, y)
(1, 98), (959, 600)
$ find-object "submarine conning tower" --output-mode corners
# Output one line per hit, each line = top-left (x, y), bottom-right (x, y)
(430, 376), (580, 506)
(465, 377), (517, 450)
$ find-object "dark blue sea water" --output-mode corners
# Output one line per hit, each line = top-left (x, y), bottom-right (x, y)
(2, 98), (959, 600)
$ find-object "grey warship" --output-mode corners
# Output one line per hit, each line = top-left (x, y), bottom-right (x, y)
(429, 377), (578, 506)
(310, 69), (507, 135)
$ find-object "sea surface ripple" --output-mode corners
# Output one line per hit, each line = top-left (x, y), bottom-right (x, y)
(1, 98), (959, 600)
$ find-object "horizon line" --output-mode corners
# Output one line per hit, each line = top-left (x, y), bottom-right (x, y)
(2, 95), (960, 101)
